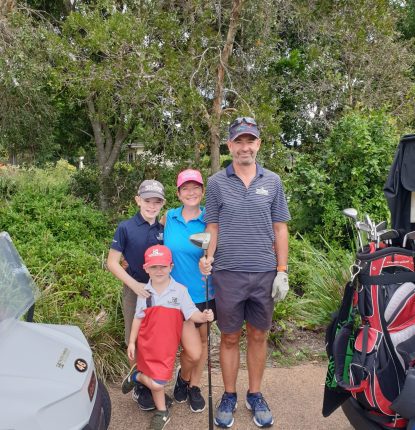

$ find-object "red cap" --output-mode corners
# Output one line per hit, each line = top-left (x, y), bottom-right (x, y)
(177, 169), (204, 188)
(143, 245), (172, 268)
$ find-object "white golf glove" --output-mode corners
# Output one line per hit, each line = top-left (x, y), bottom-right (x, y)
(272, 272), (289, 303)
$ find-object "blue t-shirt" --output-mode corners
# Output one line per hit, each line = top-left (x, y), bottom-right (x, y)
(164, 206), (214, 304)
(110, 212), (164, 283)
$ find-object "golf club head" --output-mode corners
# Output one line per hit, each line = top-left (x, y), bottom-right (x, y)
(376, 221), (387, 232)
(189, 232), (211, 250)
(342, 208), (358, 221)
(356, 221), (371, 233)
(378, 229), (399, 240)
(403, 231), (415, 248)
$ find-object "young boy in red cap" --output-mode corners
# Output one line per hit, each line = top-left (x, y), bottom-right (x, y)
(122, 244), (214, 430)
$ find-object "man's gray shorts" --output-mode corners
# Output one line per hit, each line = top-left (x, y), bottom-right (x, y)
(212, 270), (275, 333)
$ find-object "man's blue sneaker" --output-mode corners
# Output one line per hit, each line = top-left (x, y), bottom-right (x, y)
(245, 392), (274, 428)
(214, 392), (237, 428)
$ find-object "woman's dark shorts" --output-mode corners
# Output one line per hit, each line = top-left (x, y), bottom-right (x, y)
(194, 299), (217, 328)
(212, 270), (275, 333)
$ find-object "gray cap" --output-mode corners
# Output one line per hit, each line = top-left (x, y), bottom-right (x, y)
(228, 117), (260, 141)
(137, 180), (165, 199)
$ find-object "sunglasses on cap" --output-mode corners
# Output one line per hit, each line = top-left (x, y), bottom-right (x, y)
(230, 117), (257, 128)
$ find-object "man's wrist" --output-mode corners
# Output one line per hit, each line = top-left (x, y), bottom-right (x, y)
(277, 265), (288, 273)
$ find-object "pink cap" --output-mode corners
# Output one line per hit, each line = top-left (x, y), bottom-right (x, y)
(143, 245), (172, 268)
(177, 169), (204, 188)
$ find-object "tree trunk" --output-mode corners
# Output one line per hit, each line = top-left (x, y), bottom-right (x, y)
(194, 140), (201, 165)
(209, 0), (244, 174)
(99, 172), (112, 211)
(87, 98), (128, 211)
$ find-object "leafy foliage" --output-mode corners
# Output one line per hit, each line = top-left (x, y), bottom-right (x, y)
(287, 110), (399, 243)
(0, 11), (59, 164)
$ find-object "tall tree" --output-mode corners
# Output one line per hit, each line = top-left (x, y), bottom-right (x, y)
(208, 0), (244, 173)
(46, 1), (187, 209)
(266, 0), (415, 150)
(0, 8), (59, 164)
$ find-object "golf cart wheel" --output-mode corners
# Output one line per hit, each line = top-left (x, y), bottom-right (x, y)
(341, 398), (383, 430)
(99, 380), (111, 429)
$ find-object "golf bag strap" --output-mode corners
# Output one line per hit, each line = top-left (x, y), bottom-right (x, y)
(359, 272), (415, 285)
(336, 323), (370, 393)
(146, 295), (152, 308)
(362, 409), (398, 425)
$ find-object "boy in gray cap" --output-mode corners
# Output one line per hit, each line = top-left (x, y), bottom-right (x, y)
(107, 179), (169, 410)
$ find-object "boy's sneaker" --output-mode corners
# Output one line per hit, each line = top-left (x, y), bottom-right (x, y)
(134, 382), (155, 411)
(149, 409), (171, 430)
(188, 386), (206, 412)
(133, 383), (173, 411)
(245, 392), (274, 428)
(173, 367), (189, 403)
(121, 365), (138, 394)
(214, 392), (237, 428)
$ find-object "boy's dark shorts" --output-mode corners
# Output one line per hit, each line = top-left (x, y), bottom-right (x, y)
(194, 299), (217, 328)
(212, 270), (275, 333)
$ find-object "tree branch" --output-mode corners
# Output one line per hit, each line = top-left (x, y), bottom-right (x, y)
(86, 97), (105, 167)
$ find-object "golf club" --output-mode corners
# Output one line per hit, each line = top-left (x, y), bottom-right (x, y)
(403, 231), (415, 248)
(376, 229), (399, 249)
(343, 208), (363, 250)
(189, 232), (213, 430)
(365, 214), (376, 242)
(375, 221), (387, 232)
(355, 221), (371, 245)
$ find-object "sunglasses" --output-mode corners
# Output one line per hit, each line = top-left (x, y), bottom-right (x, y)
(230, 117), (257, 128)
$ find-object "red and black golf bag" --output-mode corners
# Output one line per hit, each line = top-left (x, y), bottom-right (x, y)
(323, 134), (415, 430)
(334, 246), (415, 428)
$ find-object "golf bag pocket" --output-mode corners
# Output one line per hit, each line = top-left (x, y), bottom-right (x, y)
(390, 367), (415, 419)
(350, 328), (401, 415)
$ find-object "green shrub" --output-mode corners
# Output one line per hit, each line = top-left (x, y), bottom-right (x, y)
(71, 156), (212, 214)
(287, 110), (398, 245)
(0, 164), (125, 381)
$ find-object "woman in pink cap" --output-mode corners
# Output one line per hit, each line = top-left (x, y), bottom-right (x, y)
(162, 169), (216, 413)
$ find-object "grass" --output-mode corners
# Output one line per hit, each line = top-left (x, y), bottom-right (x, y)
(290, 235), (353, 329)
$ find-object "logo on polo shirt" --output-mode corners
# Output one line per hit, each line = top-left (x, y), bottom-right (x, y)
(168, 297), (179, 306)
(156, 232), (163, 241)
(256, 186), (269, 196)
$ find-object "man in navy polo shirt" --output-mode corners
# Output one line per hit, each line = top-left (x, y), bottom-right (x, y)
(107, 179), (166, 411)
(201, 117), (290, 428)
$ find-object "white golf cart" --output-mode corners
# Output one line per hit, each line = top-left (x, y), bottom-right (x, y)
(0, 231), (111, 430)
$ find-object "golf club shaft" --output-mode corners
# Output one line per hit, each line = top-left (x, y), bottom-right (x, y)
(204, 250), (213, 430)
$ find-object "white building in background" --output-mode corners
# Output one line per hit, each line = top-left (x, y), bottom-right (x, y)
(125, 143), (145, 163)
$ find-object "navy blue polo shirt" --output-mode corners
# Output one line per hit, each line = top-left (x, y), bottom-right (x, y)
(110, 212), (164, 283)
(204, 163), (290, 272)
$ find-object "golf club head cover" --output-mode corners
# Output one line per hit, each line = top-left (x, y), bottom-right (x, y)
(272, 272), (289, 303)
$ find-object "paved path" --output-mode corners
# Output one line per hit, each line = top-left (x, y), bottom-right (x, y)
(107, 364), (353, 430)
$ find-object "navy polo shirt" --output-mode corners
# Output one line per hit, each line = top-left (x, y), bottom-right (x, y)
(204, 163), (291, 272)
(110, 212), (164, 283)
